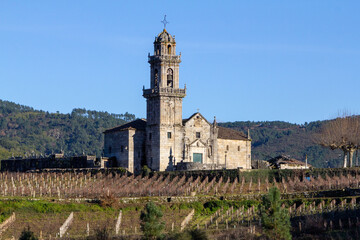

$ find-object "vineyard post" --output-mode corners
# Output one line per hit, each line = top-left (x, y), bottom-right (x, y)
(116, 210), (122, 234)
(59, 212), (73, 238)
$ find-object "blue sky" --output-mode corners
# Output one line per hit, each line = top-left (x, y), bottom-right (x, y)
(1, 1), (359, 124)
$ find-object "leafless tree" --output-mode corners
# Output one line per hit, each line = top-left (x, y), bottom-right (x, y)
(314, 113), (360, 167)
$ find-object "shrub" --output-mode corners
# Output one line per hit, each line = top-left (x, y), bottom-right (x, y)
(164, 229), (208, 240)
(203, 200), (224, 212)
(94, 226), (110, 240)
(142, 165), (152, 177)
(19, 226), (38, 240)
(187, 229), (208, 240)
(99, 193), (119, 209)
(260, 187), (291, 240)
(140, 201), (165, 240)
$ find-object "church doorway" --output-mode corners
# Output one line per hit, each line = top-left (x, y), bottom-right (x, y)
(193, 153), (203, 163)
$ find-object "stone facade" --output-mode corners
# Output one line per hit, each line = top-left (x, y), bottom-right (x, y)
(217, 138), (251, 169)
(103, 119), (146, 173)
(104, 28), (251, 173)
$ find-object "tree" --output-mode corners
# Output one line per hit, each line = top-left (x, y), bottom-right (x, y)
(140, 201), (165, 240)
(19, 226), (38, 240)
(261, 187), (291, 240)
(314, 114), (360, 167)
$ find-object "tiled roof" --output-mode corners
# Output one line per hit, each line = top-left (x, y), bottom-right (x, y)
(104, 119), (146, 133)
(217, 127), (249, 141)
(268, 155), (311, 167)
(182, 112), (211, 125)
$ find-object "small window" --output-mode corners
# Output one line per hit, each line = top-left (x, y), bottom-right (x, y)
(238, 146), (240, 151)
(167, 44), (172, 54)
(121, 146), (124, 152)
(167, 68), (173, 88)
(167, 132), (172, 139)
(196, 132), (201, 138)
(226, 145), (229, 151)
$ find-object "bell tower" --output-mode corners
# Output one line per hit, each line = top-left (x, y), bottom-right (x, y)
(143, 27), (186, 171)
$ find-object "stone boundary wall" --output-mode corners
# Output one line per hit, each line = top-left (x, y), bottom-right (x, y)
(180, 209), (195, 231)
(0, 155), (98, 172)
(176, 162), (226, 171)
(26, 167), (129, 175)
(59, 212), (73, 237)
(0, 212), (15, 235)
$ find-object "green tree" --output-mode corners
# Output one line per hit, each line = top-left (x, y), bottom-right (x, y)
(140, 201), (165, 240)
(141, 165), (152, 177)
(260, 187), (291, 240)
(19, 226), (38, 240)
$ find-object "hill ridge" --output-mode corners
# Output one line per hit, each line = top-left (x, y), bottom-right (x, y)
(0, 99), (341, 168)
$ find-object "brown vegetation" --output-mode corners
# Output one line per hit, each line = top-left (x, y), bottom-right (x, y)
(314, 114), (360, 167)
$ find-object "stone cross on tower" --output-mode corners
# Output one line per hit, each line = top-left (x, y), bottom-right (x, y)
(161, 15), (169, 29)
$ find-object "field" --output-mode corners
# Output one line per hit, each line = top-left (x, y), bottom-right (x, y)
(1, 168), (360, 239)
(1, 168), (360, 199)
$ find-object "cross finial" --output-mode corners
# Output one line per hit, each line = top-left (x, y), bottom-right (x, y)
(161, 15), (169, 29)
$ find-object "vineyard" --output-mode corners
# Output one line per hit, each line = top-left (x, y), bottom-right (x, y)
(1, 169), (360, 239)
(0, 169), (360, 199)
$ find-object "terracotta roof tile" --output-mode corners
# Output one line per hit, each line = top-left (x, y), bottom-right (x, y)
(268, 155), (312, 168)
(104, 119), (146, 133)
(217, 127), (249, 141)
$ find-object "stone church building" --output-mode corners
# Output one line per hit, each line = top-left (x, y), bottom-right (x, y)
(104, 28), (251, 173)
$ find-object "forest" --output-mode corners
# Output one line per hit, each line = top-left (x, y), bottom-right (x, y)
(0, 99), (343, 168)
(0, 99), (134, 160)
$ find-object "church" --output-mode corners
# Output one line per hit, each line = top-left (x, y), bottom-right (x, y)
(103, 27), (251, 173)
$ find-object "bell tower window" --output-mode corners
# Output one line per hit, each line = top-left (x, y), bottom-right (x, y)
(167, 68), (173, 88)
(154, 69), (158, 88)
(167, 44), (172, 55)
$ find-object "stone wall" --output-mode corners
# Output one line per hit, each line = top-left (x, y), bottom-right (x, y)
(175, 162), (226, 171)
(217, 139), (251, 169)
(128, 129), (146, 173)
(104, 128), (145, 173)
(104, 130), (130, 169)
(146, 95), (184, 172)
(0, 155), (96, 172)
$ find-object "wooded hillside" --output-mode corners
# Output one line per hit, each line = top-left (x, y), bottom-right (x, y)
(219, 121), (342, 168)
(0, 99), (134, 160)
(0, 99), (343, 168)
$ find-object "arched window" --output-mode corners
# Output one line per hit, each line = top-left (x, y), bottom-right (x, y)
(167, 44), (172, 54)
(154, 69), (158, 88)
(167, 68), (173, 88)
